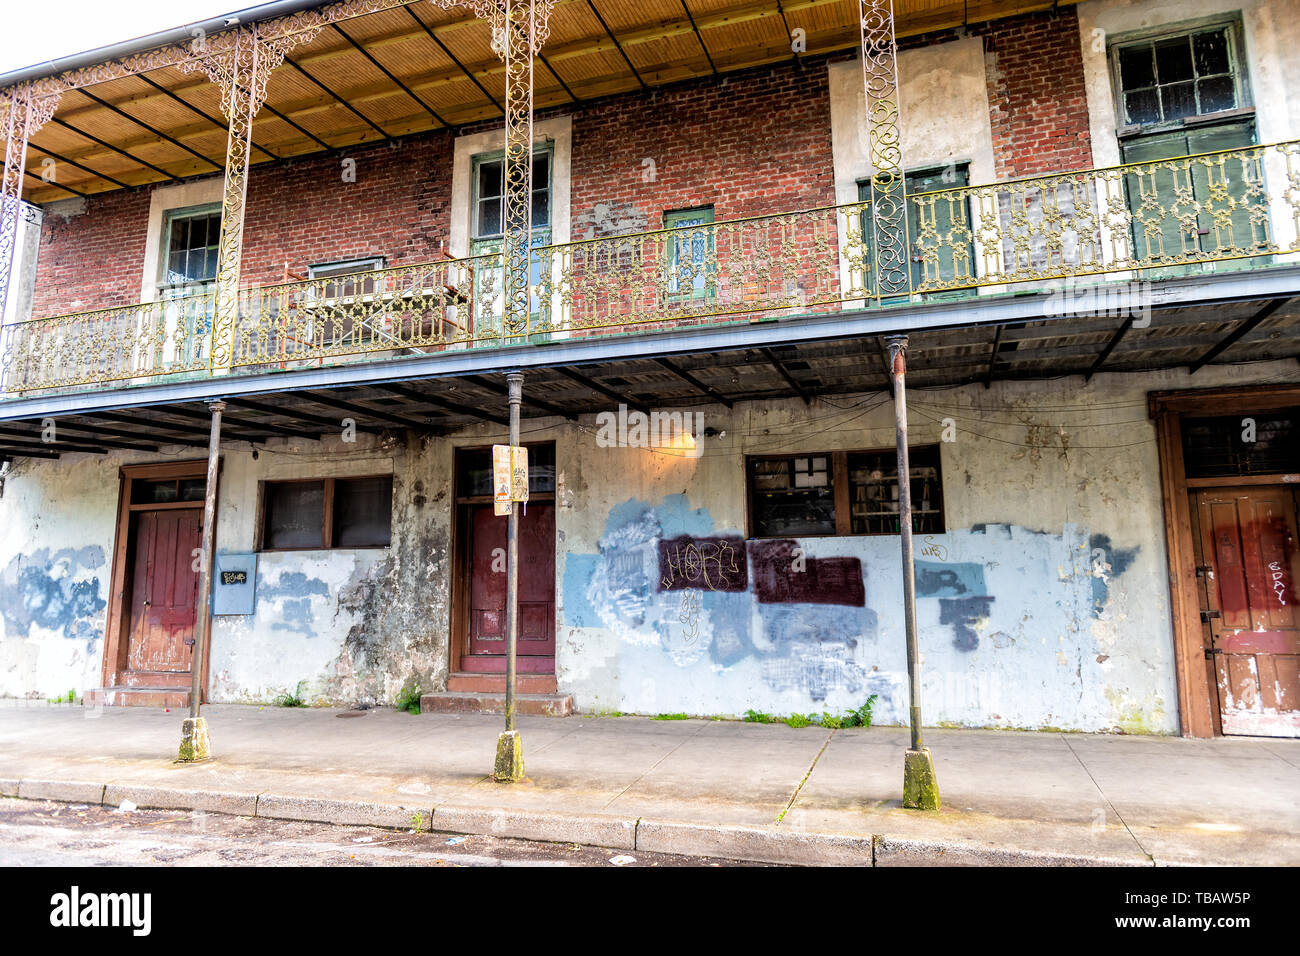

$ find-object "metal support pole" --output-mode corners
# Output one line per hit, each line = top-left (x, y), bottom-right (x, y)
(887, 336), (939, 808)
(179, 399), (223, 762)
(504, 370), (522, 731)
(493, 370), (526, 781)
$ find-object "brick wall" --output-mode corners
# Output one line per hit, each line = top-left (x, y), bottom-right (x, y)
(27, 31), (1088, 314)
(238, 132), (455, 286)
(568, 59), (836, 239)
(980, 9), (1093, 179)
(30, 189), (150, 317)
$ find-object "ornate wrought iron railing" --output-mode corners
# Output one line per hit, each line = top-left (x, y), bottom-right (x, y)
(3, 141), (1298, 396)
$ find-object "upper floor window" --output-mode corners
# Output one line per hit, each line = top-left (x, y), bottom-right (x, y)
(1113, 24), (1249, 130)
(159, 205), (221, 297)
(664, 206), (715, 300)
(472, 148), (552, 242)
(859, 165), (973, 296)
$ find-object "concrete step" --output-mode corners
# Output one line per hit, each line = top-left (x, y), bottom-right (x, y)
(85, 687), (190, 708)
(447, 673), (557, 694)
(420, 691), (572, 717)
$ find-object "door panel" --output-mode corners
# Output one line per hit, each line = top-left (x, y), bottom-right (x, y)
(1194, 486), (1300, 736)
(125, 509), (202, 675)
(467, 503), (555, 663)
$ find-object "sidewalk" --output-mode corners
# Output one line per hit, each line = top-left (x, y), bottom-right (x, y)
(2, 702), (1298, 866)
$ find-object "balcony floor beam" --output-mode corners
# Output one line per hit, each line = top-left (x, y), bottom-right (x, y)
(1189, 298), (1288, 374)
(655, 357), (734, 408)
(554, 366), (651, 415)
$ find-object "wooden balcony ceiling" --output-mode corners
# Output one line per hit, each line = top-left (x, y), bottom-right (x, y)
(18, 0), (1076, 204)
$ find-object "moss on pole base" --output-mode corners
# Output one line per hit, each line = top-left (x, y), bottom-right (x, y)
(903, 747), (940, 810)
(177, 716), (212, 763)
(493, 730), (525, 782)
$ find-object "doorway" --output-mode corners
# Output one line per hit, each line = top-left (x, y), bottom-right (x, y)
(101, 461), (215, 702)
(1190, 484), (1299, 736)
(452, 443), (556, 675)
(1152, 388), (1300, 737)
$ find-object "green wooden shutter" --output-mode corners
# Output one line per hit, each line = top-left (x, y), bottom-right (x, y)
(1121, 119), (1263, 273)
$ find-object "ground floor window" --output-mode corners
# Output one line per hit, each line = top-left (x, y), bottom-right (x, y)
(260, 475), (393, 550)
(747, 446), (944, 538)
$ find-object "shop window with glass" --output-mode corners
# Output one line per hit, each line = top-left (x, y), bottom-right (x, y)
(1112, 22), (1264, 268)
(747, 447), (945, 538)
(664, 206), (715, 302)
(260, 475), (393, 550)
(859, 166), (973, 298)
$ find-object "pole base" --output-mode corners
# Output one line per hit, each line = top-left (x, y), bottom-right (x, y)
(493, 730), (525, 782)
(903, 747), (940, 810)
(177, 716), (212, 763)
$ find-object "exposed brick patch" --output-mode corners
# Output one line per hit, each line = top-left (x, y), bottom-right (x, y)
(980, 9), (1093, 179)
(899, 9), (1093, 180)
(30, 189), (150, 317)
(568, 60), (836, 238)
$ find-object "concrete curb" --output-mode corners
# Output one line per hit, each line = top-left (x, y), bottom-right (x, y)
(1, 776), (1156, 866)
(255, 793), (433, 831)
(430, 805), (637, 850)
(637, 819), (874, 866)
(871, 835), (1144, 867)
(16, 779), (106, 804)
(104, 784), (258, 817)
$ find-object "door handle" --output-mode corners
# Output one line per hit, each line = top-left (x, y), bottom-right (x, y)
(183, 637), (195, 647)
(1200, 609), (1220, 622)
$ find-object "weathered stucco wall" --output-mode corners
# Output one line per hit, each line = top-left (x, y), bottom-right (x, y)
(2, 362), (1297, 734)
(550, 362), (1299, 733)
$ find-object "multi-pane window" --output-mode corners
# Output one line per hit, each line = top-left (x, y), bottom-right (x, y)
(260, 476), (393, 550)
(664, 206), (715, 300)
(1112, 23), (1261, 268)
(470, 148), (553, 322)
(472, 149), (552, 241)
(160, 206), (221, 296)
(747, 447), (945, 538)
(1181, 411), (1300, 479)
(1115, 25), (1245, 128)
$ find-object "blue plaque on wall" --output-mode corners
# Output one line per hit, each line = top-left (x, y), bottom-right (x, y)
(212, 552), (257, 616)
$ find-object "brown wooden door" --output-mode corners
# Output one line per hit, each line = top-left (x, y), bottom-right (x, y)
(124, 509), (202, 679)
(465, 503), (555, 672)
(1194, 486), (1300, 737)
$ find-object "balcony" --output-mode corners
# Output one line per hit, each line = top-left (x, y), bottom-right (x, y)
(4, 141), (1299, 398)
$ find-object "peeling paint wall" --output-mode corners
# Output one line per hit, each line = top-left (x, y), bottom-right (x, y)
(1, 362), (1296, 732)
(204, 433), (453, 707)
(0, 454), (127, 697)
(549, 362), (1299, 733)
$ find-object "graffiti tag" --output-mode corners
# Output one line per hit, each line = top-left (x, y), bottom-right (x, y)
(658, 536), (748, 592)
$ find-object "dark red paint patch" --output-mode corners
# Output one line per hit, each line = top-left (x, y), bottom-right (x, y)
(748, 540), (865, 606)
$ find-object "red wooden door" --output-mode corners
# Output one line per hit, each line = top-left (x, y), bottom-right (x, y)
(466, 503), (555, 671)
(1196, 486), (1300, 737)
(125, 510), (202, 678)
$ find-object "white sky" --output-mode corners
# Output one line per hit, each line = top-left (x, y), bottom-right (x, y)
(1, 0), (242, 76)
